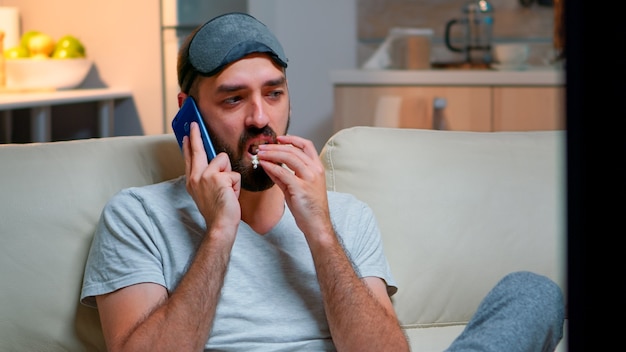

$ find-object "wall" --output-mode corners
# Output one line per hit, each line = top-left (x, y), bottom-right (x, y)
(2, 0), (163, 138)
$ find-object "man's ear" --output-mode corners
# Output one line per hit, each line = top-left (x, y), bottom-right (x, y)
(177, 92), (188, 108)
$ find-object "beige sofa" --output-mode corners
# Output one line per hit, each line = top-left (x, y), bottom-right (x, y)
(0, 126), (566, 351)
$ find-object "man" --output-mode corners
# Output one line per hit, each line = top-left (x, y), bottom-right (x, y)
(81, 13), (564, 352)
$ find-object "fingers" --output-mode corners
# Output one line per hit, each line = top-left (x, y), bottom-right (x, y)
(258, 135), (332, 238)
(256, 159), (292, 191)
(183, 122), (203, 180)
(187, 122), (209, 173)
(183, 129), (240, 230)
(183, 121), (236, 197)
(277, 135), (318, 159)
(183, 135), (191, 177)
(257, 136), (320, 179)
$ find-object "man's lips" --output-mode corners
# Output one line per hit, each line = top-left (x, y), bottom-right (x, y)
(247, 139), (272, 155)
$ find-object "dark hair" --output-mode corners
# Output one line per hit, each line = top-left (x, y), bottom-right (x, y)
(177, 25), (202, 95)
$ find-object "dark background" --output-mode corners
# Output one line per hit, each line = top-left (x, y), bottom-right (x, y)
(566, 0), (626, 350)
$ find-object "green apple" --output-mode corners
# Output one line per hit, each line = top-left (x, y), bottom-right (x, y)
(3, 45), (29, 59)
(52, 35), (86, 59)
(26, 32), (55, 57)
(20, 30), (42, 49)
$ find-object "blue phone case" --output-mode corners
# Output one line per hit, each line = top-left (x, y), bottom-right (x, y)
(172, 97), (217, 162)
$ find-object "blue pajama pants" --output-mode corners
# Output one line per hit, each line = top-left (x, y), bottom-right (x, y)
(445, 271), (565, 352)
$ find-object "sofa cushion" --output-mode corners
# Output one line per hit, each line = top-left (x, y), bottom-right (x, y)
(320, 126), (566, 327)
(0, 134), (184, 351)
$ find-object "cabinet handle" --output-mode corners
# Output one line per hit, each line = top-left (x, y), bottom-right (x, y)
(433, 97), (447, 130)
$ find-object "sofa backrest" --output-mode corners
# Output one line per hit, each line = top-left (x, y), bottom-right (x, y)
(320, 126), (566, 328)
(0, 134), (184, 351)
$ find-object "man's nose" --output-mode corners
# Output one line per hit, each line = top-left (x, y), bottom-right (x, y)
(246, 95), (269, 127)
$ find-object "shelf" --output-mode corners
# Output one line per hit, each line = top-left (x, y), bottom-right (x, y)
(0, 88), (132, 143)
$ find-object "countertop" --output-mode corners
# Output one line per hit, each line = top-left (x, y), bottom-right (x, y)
(330, 66), (564, 87)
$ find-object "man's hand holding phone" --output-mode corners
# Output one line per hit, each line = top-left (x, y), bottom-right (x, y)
(183, 121), (241, 236)
(172, 96), (241, 235)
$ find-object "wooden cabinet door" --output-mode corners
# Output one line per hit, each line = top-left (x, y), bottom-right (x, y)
(493, 87), (565, 131)
(333, 86), (491, 132)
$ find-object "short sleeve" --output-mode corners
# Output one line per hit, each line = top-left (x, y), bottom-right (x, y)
(80, 189), (166, 308)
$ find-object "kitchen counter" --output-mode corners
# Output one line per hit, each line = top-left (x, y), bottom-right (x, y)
(330, 66), (564, 86)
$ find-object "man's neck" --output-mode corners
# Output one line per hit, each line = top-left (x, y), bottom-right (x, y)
(238, 185), (285, 235)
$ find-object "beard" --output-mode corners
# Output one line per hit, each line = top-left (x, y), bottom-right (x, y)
(208, 119), (289, 192)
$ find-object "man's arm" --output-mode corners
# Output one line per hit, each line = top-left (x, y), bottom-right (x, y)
(257, 135), (409, 352)
(305, 226), (409, 352)
(96, 230), (232, 352)
(96, 123), (242, 352)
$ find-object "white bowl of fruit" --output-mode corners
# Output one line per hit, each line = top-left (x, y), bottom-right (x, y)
(3, 31), (92, 90)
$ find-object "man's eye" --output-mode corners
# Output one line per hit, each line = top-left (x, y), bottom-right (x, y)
(224, 96), (242, 104)
(268, 90), (283, 98)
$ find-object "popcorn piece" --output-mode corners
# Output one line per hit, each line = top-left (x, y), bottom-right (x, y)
(251, 155), (259, 169)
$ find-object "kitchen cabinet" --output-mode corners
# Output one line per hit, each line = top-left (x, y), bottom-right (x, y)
(331, 69), (565, 133)
(493, 87), (564, 131)
(334, 86), (492, 132)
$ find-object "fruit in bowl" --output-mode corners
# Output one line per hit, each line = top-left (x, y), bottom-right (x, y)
(3, 46), (29, 59)
(26, 32), (56, 58)
(3, 31), (91, 90)
(52, 35), (86, 59)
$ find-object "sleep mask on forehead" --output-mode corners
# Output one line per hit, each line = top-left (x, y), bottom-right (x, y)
(188, 12), (288, 77)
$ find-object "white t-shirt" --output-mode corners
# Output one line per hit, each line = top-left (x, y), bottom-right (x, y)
(81, 176), (397, 351)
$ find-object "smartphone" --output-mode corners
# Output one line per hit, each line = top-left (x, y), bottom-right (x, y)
(172, 96), (217, 162)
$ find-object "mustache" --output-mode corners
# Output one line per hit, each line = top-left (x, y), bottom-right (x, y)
(239, 126), (278, 148)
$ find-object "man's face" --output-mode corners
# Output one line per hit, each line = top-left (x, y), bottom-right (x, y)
(193, 53), (290, 191)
